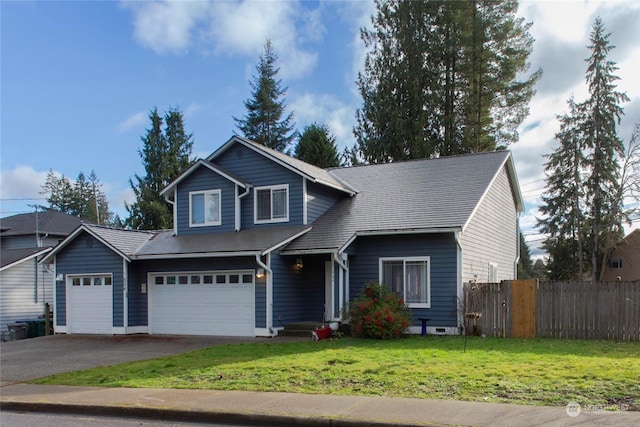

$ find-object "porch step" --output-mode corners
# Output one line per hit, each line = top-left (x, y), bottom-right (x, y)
(279, 321), (327, 337)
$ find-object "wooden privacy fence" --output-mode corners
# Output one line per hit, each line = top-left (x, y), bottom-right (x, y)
(463, 280), (640, 341)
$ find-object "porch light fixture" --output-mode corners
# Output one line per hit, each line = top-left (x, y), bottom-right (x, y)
(296, 258), (304, 270)
(256, 268), (265, 279)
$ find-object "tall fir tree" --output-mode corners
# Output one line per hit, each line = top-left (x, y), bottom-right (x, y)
(581, 18), (629, 281)
(234, 39), (295, 152)
(538, 96), (588, 280)
(354, 0), (540, 163)
(126, 108), (194, 230)
(294, 123), (341, 168)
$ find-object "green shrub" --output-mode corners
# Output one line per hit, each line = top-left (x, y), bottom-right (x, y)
(344, 281), (412, 339)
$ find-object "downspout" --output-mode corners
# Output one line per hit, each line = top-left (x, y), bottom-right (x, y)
(255, 253), (273, 335)
(236, 185), (251, 231)
(164, 188), (177, 235)
(514, 217), (521, 279)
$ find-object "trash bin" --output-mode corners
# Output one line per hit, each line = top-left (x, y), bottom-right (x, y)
(23, 320), (46, 338)
(8, 323), (28, 340)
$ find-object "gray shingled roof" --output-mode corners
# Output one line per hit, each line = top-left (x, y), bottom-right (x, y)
(283, 151), (516, 254)
(208, 136), (357, 194)
(0, 211), (83, 237)
(1, 247), (52, 270)
(134, 225), (311, 258)
(85, 224), (156, 257)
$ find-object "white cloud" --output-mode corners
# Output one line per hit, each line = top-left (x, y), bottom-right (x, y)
(121, 0), (208, 54)
(117, 110), (148, 133)
(291, 92), (356, 150)
(0, 166), (49, 200)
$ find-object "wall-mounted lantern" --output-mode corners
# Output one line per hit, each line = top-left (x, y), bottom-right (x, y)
(296, 258), (304, 270)
(256, 268), (265, 279)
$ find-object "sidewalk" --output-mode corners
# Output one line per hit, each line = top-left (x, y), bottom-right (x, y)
(1, 383), (638, 426)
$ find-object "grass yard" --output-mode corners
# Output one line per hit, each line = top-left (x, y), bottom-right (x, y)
(34, 336), (640, 409)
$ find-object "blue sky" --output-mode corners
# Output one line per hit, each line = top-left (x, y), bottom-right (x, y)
(1, 0), (639, 257)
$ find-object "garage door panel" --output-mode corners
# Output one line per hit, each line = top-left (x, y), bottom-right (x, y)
(68, 277), (113, 334)
(151, 272), (255, 337)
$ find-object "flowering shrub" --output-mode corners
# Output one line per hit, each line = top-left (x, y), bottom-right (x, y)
(344, 281), (412, 339)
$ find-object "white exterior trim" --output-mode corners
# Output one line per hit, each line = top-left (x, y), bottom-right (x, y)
(379, 256), (431, 308)
(254, 184), (289, 224)
(189, 189), (222, 227)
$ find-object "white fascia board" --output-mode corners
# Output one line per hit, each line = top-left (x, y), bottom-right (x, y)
(262, 227), (313, 256)
(160, 159), (248, 198)
(3, 247), (52, 272)
(39, 224), (85, 264)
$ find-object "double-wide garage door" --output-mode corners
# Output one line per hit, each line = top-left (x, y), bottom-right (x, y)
(150, 270), (255, 336)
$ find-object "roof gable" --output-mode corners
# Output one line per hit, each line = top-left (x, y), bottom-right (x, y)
(160, 159), (250, 197)
(1, 247), (52, 271)
(207, 136), (356, 195)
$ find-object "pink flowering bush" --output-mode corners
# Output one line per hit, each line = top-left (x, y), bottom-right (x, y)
(344, 281), (412, 339)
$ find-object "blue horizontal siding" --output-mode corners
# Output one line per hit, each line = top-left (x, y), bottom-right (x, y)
(307, 181), (343, 224)
(55, 231), (124, 327)
(176, 166), (236, 235)
(348, 233), (458, 327)
(215, 144), (304, 228)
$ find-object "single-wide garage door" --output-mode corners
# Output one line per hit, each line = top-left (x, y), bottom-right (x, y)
(150, 270), (255, 336)
(68, 275), (113, 334)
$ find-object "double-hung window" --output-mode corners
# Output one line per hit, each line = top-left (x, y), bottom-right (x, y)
(190, 190), (221, 227)
(254, 184), (289, 223)
(379, 257), (430, 308)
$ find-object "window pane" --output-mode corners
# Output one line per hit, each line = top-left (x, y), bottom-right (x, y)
(272, 188), (287, 219)
(166, 276), (176, 285)
(257, 189), (271, 221)
(229, 274), (239, 284)
(105, 277), (112, 286)
(72, 278), (81, 286)
(203, 275), (213, 284)
(242, 274), (253, 284)
(191, 275), (200, 284)
(216, 275), (226, 284)
(382, 261), (403, 296)
(178, 275), (188, 285)
(406, 261), (428, 304)
(83, 277), (91, 286)
(191, 193), (204, 224)
(94, 277), (102, 286)
(205, 193), (219, 223)
(155, 276), (164, 285)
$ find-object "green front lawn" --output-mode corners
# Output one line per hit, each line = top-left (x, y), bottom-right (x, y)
(34, 336), (640, 409)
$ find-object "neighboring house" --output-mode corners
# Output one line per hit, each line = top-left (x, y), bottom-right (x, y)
(600, 229), (640, 282)
(0, 211), (82, 331)
(42, 136), (523, 337)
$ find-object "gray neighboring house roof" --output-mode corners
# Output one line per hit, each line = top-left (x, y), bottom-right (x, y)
(133, 225), (311, 259)
(0, 211), (83, 237)
(207, 136), (357, 195)
(1, 247), (52, 271)
(283, 150), (522, 254)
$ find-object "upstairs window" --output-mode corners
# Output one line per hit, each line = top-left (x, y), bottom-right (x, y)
(380, 257), (430, 308)
(609, 258), (623, 269)
(255, 184), (289, 223)
(190, 190), (221, 227)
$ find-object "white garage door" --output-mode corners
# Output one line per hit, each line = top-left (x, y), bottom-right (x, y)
(150, 270), (255, 336)
(68, 275), (113, 334)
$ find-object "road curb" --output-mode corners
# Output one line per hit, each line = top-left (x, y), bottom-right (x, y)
(0, 400), (445, 427)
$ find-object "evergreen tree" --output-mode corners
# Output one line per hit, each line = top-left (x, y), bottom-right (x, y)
(531, 259), (548, 279)
(40, 169), (114, 225)
(126, 108), (194, 230)
(294, 123), (341, 168)
(354, 0), (540, 163)
(538, 96), (588, 280)
(234, 39), (295, 152)
(581, 18), (629, 281)
(517, 232), (534, 279)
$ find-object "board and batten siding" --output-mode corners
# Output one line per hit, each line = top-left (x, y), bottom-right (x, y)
(460, 166), (518, 283)
(175, 166), (237, 235)
(0, 260), (53, 331)
(306, 181), (344, 224)
(348, 233), (459, 328)
(215, 145), (304, 229)
(55, 231), (124, 328)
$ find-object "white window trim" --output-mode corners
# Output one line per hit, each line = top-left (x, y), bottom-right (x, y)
(189, 189), (221, 227)
(379, 256), (431, 308)
(488, 262), (498, 282)
(254, 184), (289, 224)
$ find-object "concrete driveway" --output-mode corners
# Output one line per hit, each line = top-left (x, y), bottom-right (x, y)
(0, 334), (267, 384)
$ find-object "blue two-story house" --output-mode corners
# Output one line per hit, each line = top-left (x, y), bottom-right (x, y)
(42, 136), (523, 337)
